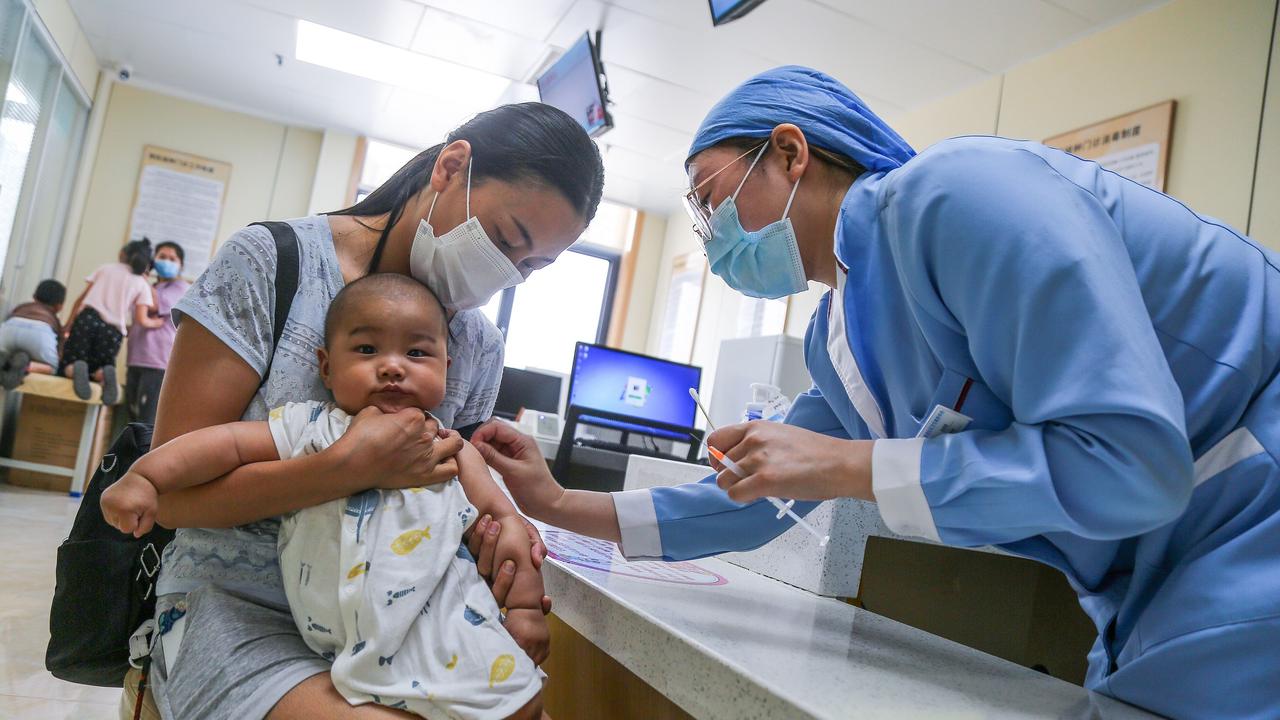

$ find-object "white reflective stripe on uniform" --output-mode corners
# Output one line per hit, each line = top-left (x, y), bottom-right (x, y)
(1193, 427), (1267, 487)
(826, 271), (887, 439)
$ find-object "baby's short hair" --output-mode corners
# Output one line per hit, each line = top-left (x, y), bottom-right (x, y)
(324, 273), (446, 347)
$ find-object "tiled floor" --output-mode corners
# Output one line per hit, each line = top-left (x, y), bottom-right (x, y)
(1, 483), (122, 719)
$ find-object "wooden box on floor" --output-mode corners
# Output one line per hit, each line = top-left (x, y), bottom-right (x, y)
(2, 385), (110, 493)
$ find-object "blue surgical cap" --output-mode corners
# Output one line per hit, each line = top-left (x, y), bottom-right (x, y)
(688, 65), (915, 174)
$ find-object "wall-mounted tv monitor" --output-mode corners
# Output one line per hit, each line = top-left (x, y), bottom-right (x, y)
(709, 0), (769, 26)
(536, 32), (612, 137)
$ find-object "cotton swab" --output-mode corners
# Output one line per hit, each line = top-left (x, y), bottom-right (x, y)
(688, 388), (830, 547)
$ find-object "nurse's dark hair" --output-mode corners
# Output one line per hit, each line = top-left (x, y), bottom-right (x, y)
(121, 237), (153, 275)
(699, 136), (866, 178)
(329, 102), (605, 273)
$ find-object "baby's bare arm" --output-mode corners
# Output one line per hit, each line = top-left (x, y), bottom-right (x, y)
(135, 421), (281, 494)
(103, 421), (280, 536)
(454, 439), (520, 520)
(455, 442), (545, 611)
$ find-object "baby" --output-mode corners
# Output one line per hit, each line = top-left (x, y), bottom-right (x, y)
(103, 273), (547, 719)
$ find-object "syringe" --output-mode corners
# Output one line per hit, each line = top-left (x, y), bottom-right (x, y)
(688, 389), (830, 547)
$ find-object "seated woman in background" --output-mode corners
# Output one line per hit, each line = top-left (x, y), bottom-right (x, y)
(0, 279), (66, 389)
(61, 238), (163, 404)
(126, 241), (189, 423)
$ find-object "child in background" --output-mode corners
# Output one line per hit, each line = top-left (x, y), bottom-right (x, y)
(0, 279), (66, 389)
(102, 273), (547, 719)
(61, 238), (162, 403)
(125, 241), (190, 424)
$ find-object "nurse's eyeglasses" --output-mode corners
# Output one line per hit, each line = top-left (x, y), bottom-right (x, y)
(682, 142), (767, 244)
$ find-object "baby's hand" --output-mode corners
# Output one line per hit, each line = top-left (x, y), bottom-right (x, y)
(503, 607), (550, 666)
(100, 472), (160, 538)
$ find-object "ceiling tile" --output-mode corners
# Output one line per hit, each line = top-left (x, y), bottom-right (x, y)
(369, 87), (486, 147)
(599, 110), (691, 161)
(602, 0), (710, 28)
(547, 0), (777, 97)
(66, 0), (1172, 214)
(411, 7), (548, 80)
(406, 0), (577, 41)
(232, 0), (426, 48)
(609, 76), (715, 138)
(1040, 0), (1165, 24)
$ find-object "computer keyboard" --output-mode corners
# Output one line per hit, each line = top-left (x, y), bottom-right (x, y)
(575, 437), (677, 460)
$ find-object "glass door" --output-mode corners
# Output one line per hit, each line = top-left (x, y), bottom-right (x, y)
(0, 12), (56, 277)
(4, 73), (88, 305)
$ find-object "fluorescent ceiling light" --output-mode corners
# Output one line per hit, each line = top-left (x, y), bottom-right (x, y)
(295, 20), (510, 105)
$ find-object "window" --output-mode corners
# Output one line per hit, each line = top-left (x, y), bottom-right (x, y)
(355, 137), (417, 202)
(483, 244), (619, 375)
(483, 201), (637, 375)
(0, 0), (91, 310)
(657, 251), (706, 362)
(735, 296), (787, 338)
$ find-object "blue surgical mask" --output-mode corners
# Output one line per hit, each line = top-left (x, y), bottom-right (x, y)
(704, 145), (806, 299)
(153, 259), (180, 279)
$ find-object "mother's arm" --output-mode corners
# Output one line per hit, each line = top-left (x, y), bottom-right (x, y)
(153, 320), (462, 529)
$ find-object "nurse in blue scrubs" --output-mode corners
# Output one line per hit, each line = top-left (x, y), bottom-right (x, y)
(472, 66), (1280, 718)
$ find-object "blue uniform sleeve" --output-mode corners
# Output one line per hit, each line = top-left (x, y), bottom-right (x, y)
(877, 142), (1194, 547)
(643, 384), (851, 561)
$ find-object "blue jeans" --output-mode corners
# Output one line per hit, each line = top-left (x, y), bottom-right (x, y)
(0, 317), (59, 367)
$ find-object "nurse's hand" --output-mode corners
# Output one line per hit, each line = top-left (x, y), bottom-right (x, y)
(706, 421), (874, 504)
(471, 421), (565, 521)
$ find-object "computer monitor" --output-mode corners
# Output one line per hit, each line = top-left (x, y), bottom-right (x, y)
(493, 367), (563, 421)
(709, 0), (769, 25)
(536, 32), (612, 137)
(566, 343), (701, 438)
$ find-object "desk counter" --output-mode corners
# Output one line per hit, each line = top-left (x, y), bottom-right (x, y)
(537, 524), (1152, 720)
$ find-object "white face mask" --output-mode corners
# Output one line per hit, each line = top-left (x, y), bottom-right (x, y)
(408, 159), (524, 312)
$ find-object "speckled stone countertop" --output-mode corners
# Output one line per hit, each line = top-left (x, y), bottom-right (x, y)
(534, 522), (1155, 720)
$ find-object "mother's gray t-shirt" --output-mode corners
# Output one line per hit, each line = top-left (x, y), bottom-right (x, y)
(156, 215), (505, 607)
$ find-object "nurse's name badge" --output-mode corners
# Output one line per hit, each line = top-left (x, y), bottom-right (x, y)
(917, 404), (973, 439)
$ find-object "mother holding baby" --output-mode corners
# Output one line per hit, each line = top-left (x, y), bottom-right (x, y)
(141, 103), (604, 719)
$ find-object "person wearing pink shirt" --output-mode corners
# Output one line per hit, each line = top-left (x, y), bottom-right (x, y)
(61, 238), (163, 403)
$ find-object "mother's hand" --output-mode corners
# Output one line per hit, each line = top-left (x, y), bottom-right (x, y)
(336, 407), (464, 491)
(464, 514), (552, 615)
(706, 421), (875, 504)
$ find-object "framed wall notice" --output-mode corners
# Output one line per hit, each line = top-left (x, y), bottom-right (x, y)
(127, 146), (231, 279)
(1044, 100), (1175, 191)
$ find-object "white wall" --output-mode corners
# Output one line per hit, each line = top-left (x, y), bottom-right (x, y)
(889, 0), (1277, 241)
(1250, 6), (1280, 242)
(31, 0), (98, 94)
(66, 83), (326, 300)
(997, 0), (1273, 232)
(646, 0), (1280, 409)
(307, 130), (359, 215)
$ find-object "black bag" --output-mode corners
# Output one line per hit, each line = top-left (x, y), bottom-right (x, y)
(45, 221), (301, 687)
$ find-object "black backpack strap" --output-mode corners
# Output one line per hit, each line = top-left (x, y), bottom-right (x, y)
(249, 221), (301, 389)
